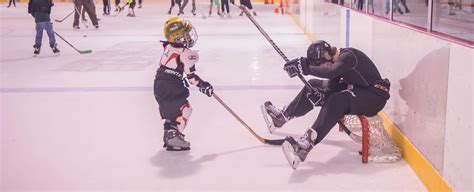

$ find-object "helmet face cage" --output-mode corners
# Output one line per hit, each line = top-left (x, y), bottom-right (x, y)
(182, 26), (198, 48)
(164, 18), (198, 48)
(307, 40), (333, 65)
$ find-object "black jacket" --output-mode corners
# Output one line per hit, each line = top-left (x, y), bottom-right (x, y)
(28, 0), (54, 23)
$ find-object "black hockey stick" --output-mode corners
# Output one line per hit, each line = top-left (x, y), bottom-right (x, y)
(237, 5), (363, 143)
(236, 5), (319, 93)
(213, 93), (285, 145)
(54, 32), (92, 54)
(55, 10), (75, 22)
(337, 121), (362, 143)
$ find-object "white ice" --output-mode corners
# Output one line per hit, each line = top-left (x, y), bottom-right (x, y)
(1, 2), (425, 191)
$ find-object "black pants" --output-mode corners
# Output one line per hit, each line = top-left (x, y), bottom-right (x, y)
(103, 0), (110, 14)
(115, 0), (120, 7)
(154, 79), (190, 126)
(221, 0), (229, 13)
(169, 0), (182, 11)
(240, 0), (252, 9)
(8, 0), (15, 6)
(129, 0), (136, 9)
(180, 0), (196, 13)
(284, 79), (387, 145)
(74, 0), (99, 26)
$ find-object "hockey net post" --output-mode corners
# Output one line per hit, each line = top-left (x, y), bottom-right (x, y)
(340, 114), (402, 163)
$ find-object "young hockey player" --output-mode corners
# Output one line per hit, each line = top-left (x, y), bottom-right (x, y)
(154, 17), (214, 151)
(261, 40), (390, 169)
(209, 0), (221, 16)
(126, 0), (136, 17)
(28, 0), (60, 55)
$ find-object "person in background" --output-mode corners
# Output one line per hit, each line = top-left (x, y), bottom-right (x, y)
(7, 0), (16, 8)
(103, 0), (111, 15)
(28, 0), (60, 55)
(239, 0), (256, 16)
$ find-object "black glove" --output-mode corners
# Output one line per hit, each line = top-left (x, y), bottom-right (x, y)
(283, 57), (309, 78)
(197, 81), (213, 97)
(182, 78), (189, 88)
(306, 91), (325, 106)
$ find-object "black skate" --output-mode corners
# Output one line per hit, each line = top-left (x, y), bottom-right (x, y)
(163, 129), (190, 151)
(261, 101), (289, 133)
(282, 129), (317, 170)
(51, 46), (60, 54)
(33, 47), (40, 56)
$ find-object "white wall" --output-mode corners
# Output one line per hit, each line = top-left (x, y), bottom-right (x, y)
(443, 44), (473, 191)
(295, 3), (473, 191)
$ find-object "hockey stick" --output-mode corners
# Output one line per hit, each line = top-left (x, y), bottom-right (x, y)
(337, 121), (362, 143)
(236, 5), (318, 93)
(195, 0), (207, 19)
(213, 93), (285, 145)
(113, 4), (128, 17)
(237, 5), (362, 143)
(54, 32), (92, 54)
(73, 4), (89, 28)
(55, 10), (75, 22)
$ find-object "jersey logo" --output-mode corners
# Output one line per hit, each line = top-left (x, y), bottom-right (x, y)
(164, 53), (179, 66)
(188, 55), (197, 60)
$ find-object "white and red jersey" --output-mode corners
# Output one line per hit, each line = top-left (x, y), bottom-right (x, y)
(159, 44), (199, 75)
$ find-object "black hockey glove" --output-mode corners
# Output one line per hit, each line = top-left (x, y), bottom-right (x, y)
(283, 57), (309, 78)
(306, 91), (325, 106)
(182, 78), (190, 88)
(197, 81), (213, 97)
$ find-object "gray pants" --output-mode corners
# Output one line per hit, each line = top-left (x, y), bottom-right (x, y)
(74, 0), (99, 26)
(180, 0), (196, 13)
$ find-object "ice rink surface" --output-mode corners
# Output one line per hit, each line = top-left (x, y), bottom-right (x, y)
(1, 2), (425, 191)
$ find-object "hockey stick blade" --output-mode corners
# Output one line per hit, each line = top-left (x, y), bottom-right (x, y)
(337, 121), (362, 143)
(55, 10), (74, 22)
(79, 50), (92, 54)
(54, 32), (92, 55)
(264, 138), (285, 145)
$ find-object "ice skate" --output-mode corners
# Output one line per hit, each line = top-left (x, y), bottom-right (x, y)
(51, 45), (60, 55)
(163, 129), (191, 151)
(282, 129), (317, 170)
(261, 101), (289, 133)
(33, 47), (40, 56)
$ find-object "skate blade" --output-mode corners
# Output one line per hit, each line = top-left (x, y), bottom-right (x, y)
(166, 146), (191, 151)
(282, 141), (300, 170)
(260, 104), (276, 134)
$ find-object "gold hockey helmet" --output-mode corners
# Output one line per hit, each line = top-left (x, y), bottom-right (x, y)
(163, 16), (198, 47)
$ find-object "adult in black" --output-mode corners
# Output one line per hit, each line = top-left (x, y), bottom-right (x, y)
(261, 40), (390, 169)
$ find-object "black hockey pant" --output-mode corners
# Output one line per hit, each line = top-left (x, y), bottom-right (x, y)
(284, 79), (387, 145)
(154, 79), (190, 130)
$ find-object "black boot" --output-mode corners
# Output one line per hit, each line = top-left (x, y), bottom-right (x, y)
(261, 101), (290, 133)
(163, 129), (191, 151)
(282, 128), (317, 170)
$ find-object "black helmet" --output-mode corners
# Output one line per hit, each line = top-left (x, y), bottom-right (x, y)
(307, 40), (333, 65)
